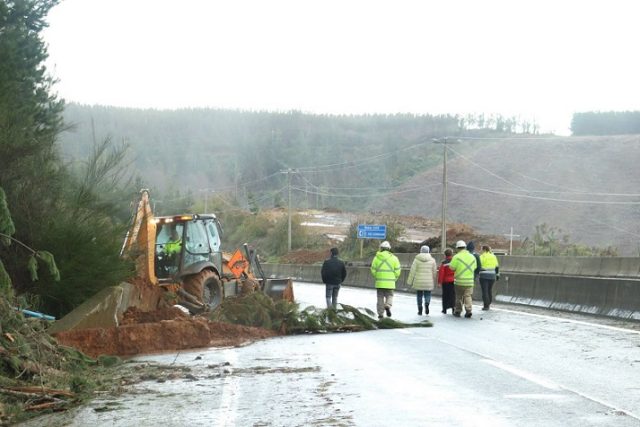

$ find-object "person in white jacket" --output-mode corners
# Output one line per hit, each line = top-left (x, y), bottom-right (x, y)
(407, 245), (437, 315)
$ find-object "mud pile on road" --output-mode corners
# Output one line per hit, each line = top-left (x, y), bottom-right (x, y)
(280, 249), (328, 264)
(53, 306), (277, 358)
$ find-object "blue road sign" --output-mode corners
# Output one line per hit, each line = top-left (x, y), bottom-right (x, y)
(357, 224), (387, 239)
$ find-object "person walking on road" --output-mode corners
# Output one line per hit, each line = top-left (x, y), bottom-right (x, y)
(321, 247), (347, 309)
(449, 240), (477, 318)
(370, 240), (401, 319)
(479, 245), (500, 310)
(437, 248), (456, 314)
(407, 245), (437, 315)
(466, 241), (482, 286)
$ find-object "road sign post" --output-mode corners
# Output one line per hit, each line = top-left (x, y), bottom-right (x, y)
(357, 224), (387, 258)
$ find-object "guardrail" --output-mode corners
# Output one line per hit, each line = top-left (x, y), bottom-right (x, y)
(262, 256), (640, 321)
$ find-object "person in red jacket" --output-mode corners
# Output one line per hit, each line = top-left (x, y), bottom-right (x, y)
(437, 248), (456, 314)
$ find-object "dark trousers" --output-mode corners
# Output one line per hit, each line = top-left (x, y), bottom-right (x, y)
(325, 284), (340, 309)
(441, 282), (455, 311)
(479, 278), (495, 307)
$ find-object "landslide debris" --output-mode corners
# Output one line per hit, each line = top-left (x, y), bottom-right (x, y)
(210, 292), (433, 334)
(52, 306), (277, 359)
(0, 298), (115, 425)
(1, 290), (432, 425)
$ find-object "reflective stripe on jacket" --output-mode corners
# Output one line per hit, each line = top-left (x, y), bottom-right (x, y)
(370, 250), (401, 289)
(479, 251), (499, 279)
(449, 249), (477, 287)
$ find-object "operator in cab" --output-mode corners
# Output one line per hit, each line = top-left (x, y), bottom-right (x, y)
(164, 226), (182, 256)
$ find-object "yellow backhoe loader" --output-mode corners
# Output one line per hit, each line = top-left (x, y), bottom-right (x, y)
(121, 189), (293, 313)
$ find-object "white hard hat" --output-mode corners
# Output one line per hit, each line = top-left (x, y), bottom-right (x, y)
(456, 240), (467, 248)
(380, 241), (391, 249)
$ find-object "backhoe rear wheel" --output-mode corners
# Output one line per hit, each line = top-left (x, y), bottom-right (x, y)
(183, 270), (223, 312)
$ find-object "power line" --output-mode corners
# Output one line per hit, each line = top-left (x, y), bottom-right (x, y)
(515, 172), (640, 197)
(291, 184), (437, 198)
(203, 186), (287, 215)
(297, 171), (439, 193)
(447, 145), (640, 199)
(292, 138), (432, 173)
(203, 171), (282, 193)
(446, 145), (529, 191)
(455, 135), (570, 141)
(556, 204), (640, 238)
(448, 181), (640, 205)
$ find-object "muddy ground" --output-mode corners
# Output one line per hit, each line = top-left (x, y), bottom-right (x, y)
(53, 307), (277, 358)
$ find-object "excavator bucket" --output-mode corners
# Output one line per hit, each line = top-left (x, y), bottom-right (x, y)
(242, 243), (294, 303)
(262, 277), (294, 302)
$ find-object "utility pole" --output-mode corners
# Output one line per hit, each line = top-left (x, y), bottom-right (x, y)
(287, 169), (292, 252)
(503, 227), (521, 255)
(432, 137), (451, 253)
(199, 188), (211, 213)
(441, 137), (448, 253)
(280, 168), (297, 252)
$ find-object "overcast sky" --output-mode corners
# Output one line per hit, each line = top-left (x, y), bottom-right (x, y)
(43, 0), (640, 135)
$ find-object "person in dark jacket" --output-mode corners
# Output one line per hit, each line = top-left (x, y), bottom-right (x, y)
(321, 247), (347, 309)
(466, 241), (482, 285)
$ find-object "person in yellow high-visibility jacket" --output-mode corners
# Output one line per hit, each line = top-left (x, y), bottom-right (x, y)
(479, 245), (500, 310)
(164, 227), (182, 256)
(449, 240), (477, 318)
(370, 240), (401, 319)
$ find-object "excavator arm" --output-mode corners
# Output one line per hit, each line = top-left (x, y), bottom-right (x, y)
(121, 189), (158, 285)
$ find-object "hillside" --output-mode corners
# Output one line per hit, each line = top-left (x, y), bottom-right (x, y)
(57, 105), (640, 255)
(371, 135), (640, 255)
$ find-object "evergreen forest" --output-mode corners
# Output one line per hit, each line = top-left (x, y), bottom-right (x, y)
(571, 111), (640, 136)
(60, 105), (544, 216)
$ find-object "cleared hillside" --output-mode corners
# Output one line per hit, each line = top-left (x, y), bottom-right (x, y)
(57, 105), (640, 255)
(371, 135), (640, 255)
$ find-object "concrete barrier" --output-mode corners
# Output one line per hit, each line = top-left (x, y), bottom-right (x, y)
(263, 255), (640, 321)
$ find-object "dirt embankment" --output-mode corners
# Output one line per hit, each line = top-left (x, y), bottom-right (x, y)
(53, 306), (277, 358)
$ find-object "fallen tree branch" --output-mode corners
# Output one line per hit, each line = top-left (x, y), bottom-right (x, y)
(5, 386), (74, 398)
(24, 398), (68, 412)
(0, 387), (74, 400)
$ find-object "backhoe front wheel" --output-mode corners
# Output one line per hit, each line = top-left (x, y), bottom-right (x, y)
(183, 270), (223, 312)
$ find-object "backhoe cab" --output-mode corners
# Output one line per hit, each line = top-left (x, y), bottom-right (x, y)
(154, 214), (226, 312)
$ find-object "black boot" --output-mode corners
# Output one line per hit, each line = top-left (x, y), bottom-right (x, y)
(418, 306), (422, 315)
(425, 304), (429, 315)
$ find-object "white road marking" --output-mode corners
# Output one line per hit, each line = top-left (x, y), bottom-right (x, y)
(479, 306), (640, 335)
(504, 393), (568, 400)
(481, 359), (562, 390)
(216, 349), (239, 427)
(559, 388), (640, 421)
(484, 358), (640, 421)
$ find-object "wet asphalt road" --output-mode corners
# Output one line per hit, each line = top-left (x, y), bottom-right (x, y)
(23, 282), (640, 427)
